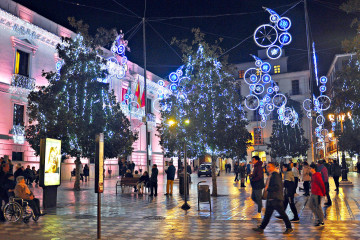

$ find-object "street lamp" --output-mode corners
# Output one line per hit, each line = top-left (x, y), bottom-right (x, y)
(167, 118), (191, 210)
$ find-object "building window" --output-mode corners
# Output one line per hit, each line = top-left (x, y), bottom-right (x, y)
(12, 152), (23, 161)
(253, 127), (263, 145)
(274, 65), (280, 74)
(14, 50), (29, 77)
(146, 98), (152, 114)
(291, 80), (300, 95)
(238, 70), (245, 79)
(13, 104), (24, 126)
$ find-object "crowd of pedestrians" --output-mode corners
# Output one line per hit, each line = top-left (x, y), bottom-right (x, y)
(243, 155), (350, 235)
(0, 155), (44, 221)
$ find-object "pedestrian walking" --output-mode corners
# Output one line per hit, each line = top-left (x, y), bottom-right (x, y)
(234, 162), (239, 182)
(356, 160), (360, 174)
(249, 156), (265, 217)
(83, 164), (89, 182)
(331, 160), (341, 192)
(165, 161), (176, 195)
(309, 163), (326, 226)
(239, 162), (246, 188)
(302, 162), (311, 196)
(317, 160), (332, 206)
(278, 164), (299, 222)
(252, 162), (293, 234)
(246, 162), (251, 182)
(292, 163), (299, 193)
(150, 164), (158, 197)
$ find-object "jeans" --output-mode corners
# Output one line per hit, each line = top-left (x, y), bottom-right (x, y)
(294, 177), (299, 193)
(333, 176), (340, 190)
(309, 194), (324, 223)
(150, 181), (157, 196)
(303, 181), (310, 195)
(324, 182), (331, 203)
(260, 199), (292, 229)
(234, 173), (239, 181)
(166, 180), (174, 194)
(251, 189), (263, 213)
(283, 193), (299, 218)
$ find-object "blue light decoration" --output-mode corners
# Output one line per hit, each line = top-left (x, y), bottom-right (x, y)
(253, 7), (292, 60)
(105, 31), (129, 82)
(244, 8), (298, 128)
(302, 43), (333, 149)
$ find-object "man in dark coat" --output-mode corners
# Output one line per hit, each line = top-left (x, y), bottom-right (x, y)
(165, 162), (176, 195)
(150, 164), (158, 197)
(249, 156), (265, 216)
(331, 160), (342, 192)
(253, 162), (293, 234)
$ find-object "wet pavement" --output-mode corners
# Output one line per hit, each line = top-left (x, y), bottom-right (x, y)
(1, 171), (360, 239)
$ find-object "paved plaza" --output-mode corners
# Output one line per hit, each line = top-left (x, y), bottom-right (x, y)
(1, 172), (360, 239)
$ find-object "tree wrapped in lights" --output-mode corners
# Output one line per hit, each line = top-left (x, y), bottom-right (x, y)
(26, 30), (137, 191)
(159, 29), (251, 196)
(268, 98), (309, 160)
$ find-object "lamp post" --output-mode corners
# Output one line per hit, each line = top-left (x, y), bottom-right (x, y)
(168, 118), (191, 210)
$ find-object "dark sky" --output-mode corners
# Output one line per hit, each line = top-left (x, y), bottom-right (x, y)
(13, 0), (356, 78)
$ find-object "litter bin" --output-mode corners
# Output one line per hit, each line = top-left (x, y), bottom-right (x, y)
(198, 181), (211, 211)
(179, 175), (189, 195)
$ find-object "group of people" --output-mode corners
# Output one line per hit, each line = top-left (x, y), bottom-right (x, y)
(71, 163), (90, 182)
(118, 160), (136, 177)
(249, 156), (341, 234)
(0, 156), (44, 221)
(122, 164), (159, 196)
(248, 155), (342, 234)
(233, 161), (247, 187)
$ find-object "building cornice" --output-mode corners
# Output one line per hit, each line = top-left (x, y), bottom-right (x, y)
(0, 8), (61, 48)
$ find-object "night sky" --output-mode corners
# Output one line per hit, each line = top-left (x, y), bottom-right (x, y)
(12, 0), (356, 78)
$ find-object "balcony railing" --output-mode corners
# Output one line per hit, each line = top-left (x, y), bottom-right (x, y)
(11, 125), (25, 144)
(9, 74), (36, 96)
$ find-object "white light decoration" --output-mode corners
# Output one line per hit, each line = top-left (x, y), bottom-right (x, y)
(243, 8), (297, 128)
(302, 43), (332, 149)
(253, 7), (292, 60)
(12, 125), (25, 144)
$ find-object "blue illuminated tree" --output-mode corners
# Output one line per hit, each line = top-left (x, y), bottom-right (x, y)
(159, 29), (251, 196)
(26, 28), (137, 190)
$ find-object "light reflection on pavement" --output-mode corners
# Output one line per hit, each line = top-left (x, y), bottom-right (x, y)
(1, 172), (360, 239)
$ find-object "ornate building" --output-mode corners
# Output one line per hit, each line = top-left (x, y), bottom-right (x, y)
(0, 0), (169, 179)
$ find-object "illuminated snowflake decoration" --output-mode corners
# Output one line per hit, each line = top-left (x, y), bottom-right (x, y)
(104, 31), (129, 82)
(254, 7), (292, 60)
(244, 7), (297, 128)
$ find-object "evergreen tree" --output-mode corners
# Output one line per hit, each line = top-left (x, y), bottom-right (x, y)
(268, 98), (309, 160)
(26, 32), (137, 191)
(159, 29), (251, 196)
(327, 0), (360, 157)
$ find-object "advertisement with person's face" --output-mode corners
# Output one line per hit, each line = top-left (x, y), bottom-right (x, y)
(44, 138), (61, 186)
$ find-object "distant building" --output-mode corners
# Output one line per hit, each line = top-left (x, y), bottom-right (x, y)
(233, 50), (313, 163)
(326, 53), (357, 171)
(0, 0), (169, 179)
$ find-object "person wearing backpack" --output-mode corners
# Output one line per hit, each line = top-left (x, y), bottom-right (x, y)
(331, 160), (342, 192)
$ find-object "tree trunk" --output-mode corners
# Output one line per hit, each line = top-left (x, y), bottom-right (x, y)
(211, 155), (217, 197)
(74, 156), (81, 191)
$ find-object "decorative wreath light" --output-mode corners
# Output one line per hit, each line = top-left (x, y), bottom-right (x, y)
(243, 8), (297, 128)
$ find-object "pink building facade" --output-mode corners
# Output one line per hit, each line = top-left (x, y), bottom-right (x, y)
(0, 0), (170, 180)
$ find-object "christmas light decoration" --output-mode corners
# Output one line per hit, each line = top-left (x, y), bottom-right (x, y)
(253, 7), (292, 60)
(242, 7), (297, 128)
(302, 43), (333, 149)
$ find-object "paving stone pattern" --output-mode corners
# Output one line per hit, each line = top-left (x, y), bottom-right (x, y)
(1, 172), (360, 239)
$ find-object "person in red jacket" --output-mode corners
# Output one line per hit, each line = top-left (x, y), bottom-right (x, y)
(309, 163), (326, 226)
